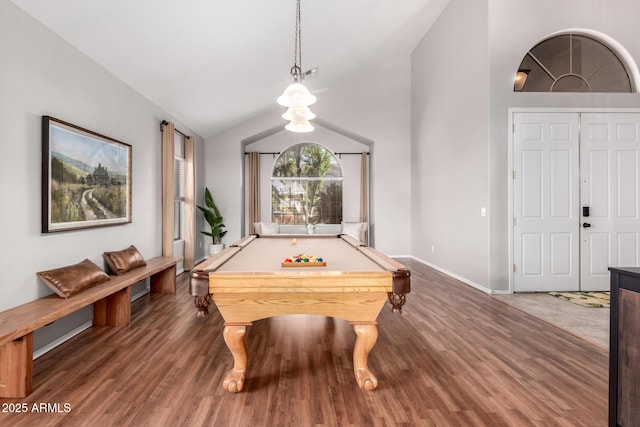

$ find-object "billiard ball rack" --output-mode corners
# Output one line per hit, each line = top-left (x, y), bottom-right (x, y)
(281, 261), (327, 267)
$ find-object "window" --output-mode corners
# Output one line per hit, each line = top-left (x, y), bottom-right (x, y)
(515, 33), (634, 92)
(271, 143), (342, 225)
(174, 134), (185, 240)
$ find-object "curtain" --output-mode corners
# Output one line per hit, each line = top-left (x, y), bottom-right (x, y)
(161, 121), (175, 257)
(184, 136), (195, 269)
(360, 152), (369, 244)
(248, 152), (261, 234)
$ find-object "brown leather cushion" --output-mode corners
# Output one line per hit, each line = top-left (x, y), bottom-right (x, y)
(37, 259), (111, 298)
(103, 245), (146, 275)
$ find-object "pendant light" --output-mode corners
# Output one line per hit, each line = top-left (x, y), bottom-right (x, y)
(278, 0), (316, 132)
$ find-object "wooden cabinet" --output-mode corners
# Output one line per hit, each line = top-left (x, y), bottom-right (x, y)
(609, 267), (640, 427)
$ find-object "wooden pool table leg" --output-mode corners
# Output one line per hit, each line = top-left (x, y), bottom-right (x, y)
(222, 323), (250, 393)
(352, 323), (379, 391)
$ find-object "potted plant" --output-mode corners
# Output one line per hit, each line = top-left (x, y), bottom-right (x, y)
(197, 187), (227, 255)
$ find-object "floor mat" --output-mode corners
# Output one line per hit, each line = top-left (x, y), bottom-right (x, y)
(549, 291), (610, 308)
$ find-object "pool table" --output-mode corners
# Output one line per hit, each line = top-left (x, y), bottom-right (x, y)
(189, 234), (410, 393)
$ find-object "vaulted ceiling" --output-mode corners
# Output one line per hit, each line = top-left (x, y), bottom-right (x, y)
(10, 0), (448, 137)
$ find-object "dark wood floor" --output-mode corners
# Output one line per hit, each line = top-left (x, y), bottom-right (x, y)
(0, 259), (608, 426)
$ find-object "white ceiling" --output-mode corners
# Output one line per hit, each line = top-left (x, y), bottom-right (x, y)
(11, 0), (447, 138)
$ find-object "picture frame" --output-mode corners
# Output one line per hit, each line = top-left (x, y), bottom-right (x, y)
(42, 116), (132, 233)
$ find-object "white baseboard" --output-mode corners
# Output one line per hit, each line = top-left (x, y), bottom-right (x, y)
(34, 321), (92, 360)
(409, 256), (493, 294)
(131, 287), (149, 301)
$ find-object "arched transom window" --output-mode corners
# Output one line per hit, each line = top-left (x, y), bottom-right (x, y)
(271, 143), (343, 225)
(515, 33), (634, 92)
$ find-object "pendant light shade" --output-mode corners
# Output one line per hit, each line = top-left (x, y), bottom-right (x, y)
(277, 83), (317, 108)
(279, 0), (316, 132)
(282, 105), (316, 121)
(285, 118), (315, 133)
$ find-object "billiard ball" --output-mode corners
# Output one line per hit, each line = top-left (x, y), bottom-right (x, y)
(292, 238), (297, 245)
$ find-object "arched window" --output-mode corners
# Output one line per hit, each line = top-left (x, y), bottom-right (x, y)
(514, 32), (635, 92)
(271, 143), (343, 225)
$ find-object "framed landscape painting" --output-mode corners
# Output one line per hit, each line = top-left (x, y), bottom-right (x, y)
(42, 116), (132, 233)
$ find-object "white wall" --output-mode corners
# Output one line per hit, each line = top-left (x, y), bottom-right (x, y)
(205, 54), (412, 256)
(411, 0), (491, 290)
(0, 2), (203, 352)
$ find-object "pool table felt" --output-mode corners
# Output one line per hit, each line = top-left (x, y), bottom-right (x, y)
(197, 235), (395, 294)
(219, 235), (381, 273)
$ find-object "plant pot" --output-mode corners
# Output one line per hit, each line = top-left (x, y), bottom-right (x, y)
(208, 243), (225, 256)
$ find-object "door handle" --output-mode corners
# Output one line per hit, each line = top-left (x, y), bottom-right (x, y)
(583, 223), (591, 228)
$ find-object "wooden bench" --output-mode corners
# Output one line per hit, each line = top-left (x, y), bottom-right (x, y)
(0, 256), (179, 398)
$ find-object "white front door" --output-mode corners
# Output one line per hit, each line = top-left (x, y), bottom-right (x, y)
(513, 112), (580, 292)
(580, 113), (640, 291)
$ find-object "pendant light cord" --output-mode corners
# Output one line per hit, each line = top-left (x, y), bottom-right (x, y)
(290, 0), (302, 82)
